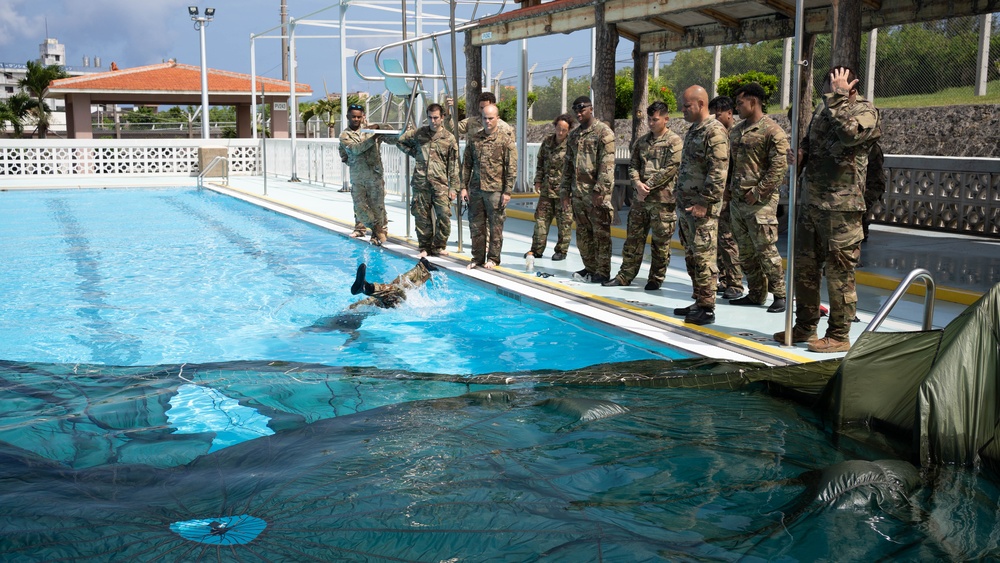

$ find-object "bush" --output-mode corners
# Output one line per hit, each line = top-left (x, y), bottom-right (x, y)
(716, 71), (780, 104)
(495, 86), (537, 122)
(614, 70), (678, 119)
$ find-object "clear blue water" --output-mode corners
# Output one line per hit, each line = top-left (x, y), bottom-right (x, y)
(1, 187), (999, 561)
(0, 188), (686, 371)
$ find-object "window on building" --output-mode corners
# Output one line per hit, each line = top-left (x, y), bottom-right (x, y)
(4, 87), (13, 94)
(3, 73), (12, 80)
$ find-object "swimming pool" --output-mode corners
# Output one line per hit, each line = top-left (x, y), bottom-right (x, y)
(2, 187), (999, 561)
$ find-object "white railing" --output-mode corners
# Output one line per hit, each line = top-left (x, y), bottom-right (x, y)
(0, 139), (260, 176)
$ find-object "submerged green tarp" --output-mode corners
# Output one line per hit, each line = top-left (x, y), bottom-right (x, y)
(818, 282), (1000, 471)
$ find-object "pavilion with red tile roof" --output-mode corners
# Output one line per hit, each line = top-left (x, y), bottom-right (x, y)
(46, 61), (312, 139)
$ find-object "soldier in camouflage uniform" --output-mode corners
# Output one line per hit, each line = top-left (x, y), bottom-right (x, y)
(526, 114), (573, 261)
(603, 101), (682, 290)
(775, 67), (881, 353)
(461, 104), (517, 269)
(384, 103), (460, 258)
(726, 83), (790, 314)
(559, 96), (616, 284)
(709, 96), (744, 299)
(338, 104), (389, 245)
(349, 257), (438, 309)
(447, 92), (514, 142)
(671, 85), (730, 326)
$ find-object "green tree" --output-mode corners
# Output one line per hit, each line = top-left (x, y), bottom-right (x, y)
(495, 85), (537, 122)
(0, 92), (39, 138)
(717, 71), (780, 103)
(663, 48), (714, 95)
(613, 68), (677, 120)
(17, 61), (68, 138)
(529, 74), (591, 121)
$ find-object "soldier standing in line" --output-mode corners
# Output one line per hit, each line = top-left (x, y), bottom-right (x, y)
(725, 83), (790, 314)
(383, 103), (460, 258)
(602, 101), (683, 290)
(461, 104), (517, 269)
(671, 85), (730, 326)
(559, 95), (616, 284)
(446, 91), (514, 141)
(708, 95), (744, 300)
(338, 104), (389, 245)
(775, 67), (881, 353)
(525, 114), (573, 262)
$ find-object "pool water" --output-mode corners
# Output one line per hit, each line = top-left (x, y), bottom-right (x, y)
(0, 188), (686, 371)
(2, 187), (1000, 561)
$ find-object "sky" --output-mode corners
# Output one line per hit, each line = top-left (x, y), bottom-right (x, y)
(0, 0), (638, 102)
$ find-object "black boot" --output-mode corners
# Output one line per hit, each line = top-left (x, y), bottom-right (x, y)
(419, 257), (439, 272)
(351, 264), (375, 296)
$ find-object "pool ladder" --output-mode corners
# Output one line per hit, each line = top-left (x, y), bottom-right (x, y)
(197, 156), (229, 188)
(865, 268), (936, 332)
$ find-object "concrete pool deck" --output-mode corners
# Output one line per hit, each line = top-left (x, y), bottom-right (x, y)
(6, 173), (995, 365)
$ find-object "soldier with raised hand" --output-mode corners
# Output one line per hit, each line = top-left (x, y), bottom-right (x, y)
(708, 95), (744, 300)
(525, 114), (573, 262)
(383, 103), (460, 258)
(559, 95), (616, 284)
(726, 82), (790, 314)
(338, 103), (388, 244)
(461, 103), (517, 269)
(603, 101), (683, 290)
(775, 66), (882, 353)
(671, 85), (730, 326)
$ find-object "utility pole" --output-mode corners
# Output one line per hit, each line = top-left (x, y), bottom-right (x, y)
(280, 0), (288, 81)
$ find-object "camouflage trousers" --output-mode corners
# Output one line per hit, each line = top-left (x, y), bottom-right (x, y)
(676, 207), (719, 308)
(350, 260), (432, 310)
(410, 186), (453, 255)
(571, 195), (613, 278)
(467, 189), (507, 266)
(793, 206), (863, 341)
(717, 200), (743, 291)
(615, 201), (675, 285)
(729, 196), (786, 303)
(530, 195), (573, 256)
(351, 177), (388, 241)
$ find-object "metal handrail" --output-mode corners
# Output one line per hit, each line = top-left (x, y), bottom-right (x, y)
(865, 268), (937, 332)
(352, 0), (507, 83)
(197, 155), (229, 187)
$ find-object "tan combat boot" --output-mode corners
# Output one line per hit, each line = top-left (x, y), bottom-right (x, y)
(807, 337), (851, 353)
(772, 327), (817, 344)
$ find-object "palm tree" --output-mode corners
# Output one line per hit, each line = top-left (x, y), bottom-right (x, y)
(0, 92), (40, 138)
(17, 61), (68, 138)
(301, 98), (340, 138)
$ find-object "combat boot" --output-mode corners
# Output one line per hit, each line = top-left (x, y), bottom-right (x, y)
(772, 327), (817, 344)
(807, 337), (851, 353)
(684, 307), (715, 325)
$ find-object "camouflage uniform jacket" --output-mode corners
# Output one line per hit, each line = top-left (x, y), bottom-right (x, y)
(727, 115), (789, 201)
(533, 133), (568, 199)
(462, 125), (518, 194)
(559, 120), (616, 200)
(801, 91), (882, 211)
(392, 125), (460, 194)
(628, 129), (683, 205)
(676, 116), (730, 210)
(338, 127), (383, 183)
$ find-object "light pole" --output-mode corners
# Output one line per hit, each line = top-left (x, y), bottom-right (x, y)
(189, 6), (215, 139)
